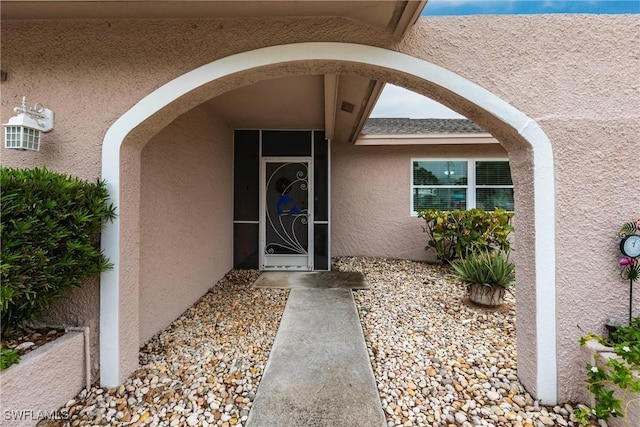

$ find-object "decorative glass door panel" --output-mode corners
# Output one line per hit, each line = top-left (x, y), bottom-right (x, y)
(260, 159), (313, 270)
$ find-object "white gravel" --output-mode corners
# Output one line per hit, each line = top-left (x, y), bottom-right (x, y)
(334, 257), (588, 427)
(45, 257), (594, 427)
(48, 269), (288, 427)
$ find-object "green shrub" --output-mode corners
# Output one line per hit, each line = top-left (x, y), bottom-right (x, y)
(417, 208), (514, 263)
(451, 251), (515, 288)
(576, 317), (640, 424)
(0, 347), (20, 370)
(0, 167), (116, 333)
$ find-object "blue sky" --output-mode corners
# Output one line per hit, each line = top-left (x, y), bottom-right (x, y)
(422, 0), (640, 16)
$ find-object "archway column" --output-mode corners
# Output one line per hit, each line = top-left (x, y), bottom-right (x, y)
(100, 42), (556, 403)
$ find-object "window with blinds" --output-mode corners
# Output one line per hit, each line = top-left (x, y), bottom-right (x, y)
(412, 159), (514, 213)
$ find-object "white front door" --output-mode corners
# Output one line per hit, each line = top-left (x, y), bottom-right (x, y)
(260, 158), (313, 270)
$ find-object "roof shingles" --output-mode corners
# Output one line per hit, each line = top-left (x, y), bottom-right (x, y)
(362, 118), (486, 135)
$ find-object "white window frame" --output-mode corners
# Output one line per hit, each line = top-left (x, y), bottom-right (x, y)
(411, 157), (513, 215)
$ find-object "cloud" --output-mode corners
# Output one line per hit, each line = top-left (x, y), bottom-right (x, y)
(371, 85), (465, 119)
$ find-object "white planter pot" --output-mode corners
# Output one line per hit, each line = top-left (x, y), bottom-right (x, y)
(468, 283), (505, 307)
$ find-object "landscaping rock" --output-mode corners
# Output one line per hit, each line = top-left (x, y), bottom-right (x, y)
(48, 258), (584, 427)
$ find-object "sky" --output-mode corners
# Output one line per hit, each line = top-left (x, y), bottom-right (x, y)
(371, 0), (639, 119)
(421, 0), (639, 16)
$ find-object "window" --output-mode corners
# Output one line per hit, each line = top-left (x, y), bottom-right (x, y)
(412, 159), (513, 213)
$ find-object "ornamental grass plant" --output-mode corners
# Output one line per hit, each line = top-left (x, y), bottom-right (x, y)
(450, 250), (515, 289)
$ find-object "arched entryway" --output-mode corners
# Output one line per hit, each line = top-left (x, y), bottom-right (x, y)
(100, 42), (557, 403)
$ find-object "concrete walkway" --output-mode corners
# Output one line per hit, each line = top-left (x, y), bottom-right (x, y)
(246, 287), (386, 427)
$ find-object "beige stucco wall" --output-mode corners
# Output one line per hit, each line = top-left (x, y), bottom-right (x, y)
(0, 331), (85, 427)
(0, 14), (398, 385)
(331, 143), (509, 261)
(0, 16), (396, 175)
(398, 15), (640, 402)
(40, 278), (101, 381)
(1, 14), (638, 401)
(139, 106), (233, 345)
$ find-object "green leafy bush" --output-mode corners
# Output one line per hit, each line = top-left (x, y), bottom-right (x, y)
(451, 250), (515, 288)
(417, 208), (514, 263)
(0, 347), (20, 370)
(0, 167), (116, 333)
(576, 317), (640, 424)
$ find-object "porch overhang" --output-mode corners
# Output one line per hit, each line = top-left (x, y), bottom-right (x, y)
(1, 1), (426, 38)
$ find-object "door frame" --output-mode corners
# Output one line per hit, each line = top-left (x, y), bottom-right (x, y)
(259, 156), (314, 270)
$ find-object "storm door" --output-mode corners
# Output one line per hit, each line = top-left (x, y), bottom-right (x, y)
(260, 158), (313, 270)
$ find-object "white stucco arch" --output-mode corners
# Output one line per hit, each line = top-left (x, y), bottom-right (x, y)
(101, 42), (557, 403)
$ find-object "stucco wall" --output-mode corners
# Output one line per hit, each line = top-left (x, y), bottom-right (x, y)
(331, 143), (509, 261)
(139, 106), (233, 345)
(0, 16), (395, 176)
(0, 14), (396, 385)
(1, 14), (638, 401)
(0, 331), (85, 427)
(41, 278), (101, 381)
(399, 15), (640, 402)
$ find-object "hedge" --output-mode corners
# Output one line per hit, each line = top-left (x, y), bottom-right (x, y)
(0, 167), (116, 333)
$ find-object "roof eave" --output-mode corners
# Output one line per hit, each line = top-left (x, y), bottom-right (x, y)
(390, 0), (428, 39)
(355, 133), (496, 146)
(345, 1), (427, 143)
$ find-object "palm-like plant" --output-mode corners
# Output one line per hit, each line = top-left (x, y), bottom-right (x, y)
(451, 251), (515, 307)
(451, 250), (515, 288)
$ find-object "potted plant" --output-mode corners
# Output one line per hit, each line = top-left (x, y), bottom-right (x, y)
(576, 317), (640, 425)
(451, 250), (515, 307)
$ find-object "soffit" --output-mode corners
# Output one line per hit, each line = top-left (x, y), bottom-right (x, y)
(204, 74), (325, 130)
(203, 73), (379, 145)
(1, 1), (426, 38)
